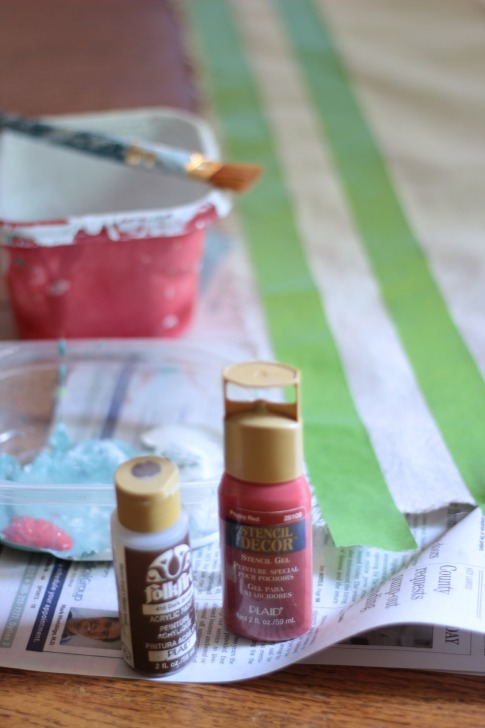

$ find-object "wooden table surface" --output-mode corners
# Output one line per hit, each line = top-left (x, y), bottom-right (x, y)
(1, 2), (484, 726)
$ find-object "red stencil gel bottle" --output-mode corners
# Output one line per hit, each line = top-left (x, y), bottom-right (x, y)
(219, 361), (313, 642)
(111, 456), (197, 676)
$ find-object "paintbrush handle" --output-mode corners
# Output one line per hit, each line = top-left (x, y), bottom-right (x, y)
(0, 112), (195, 174)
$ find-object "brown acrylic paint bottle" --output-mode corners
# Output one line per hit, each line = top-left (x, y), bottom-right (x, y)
(219, 361), (313, 642)
(111, 456), (197, 676)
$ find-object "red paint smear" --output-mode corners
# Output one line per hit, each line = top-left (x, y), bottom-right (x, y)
(3, 515), (74, 551)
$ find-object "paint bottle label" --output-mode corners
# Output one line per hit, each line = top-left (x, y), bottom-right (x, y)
(113, 536), (197, 676)
(222, 506), (312, 641)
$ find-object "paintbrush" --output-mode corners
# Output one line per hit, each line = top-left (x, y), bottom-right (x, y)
(0, 112), (262, 194)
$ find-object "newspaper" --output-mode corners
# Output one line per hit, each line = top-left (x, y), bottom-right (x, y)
(1, 502), (485, 682)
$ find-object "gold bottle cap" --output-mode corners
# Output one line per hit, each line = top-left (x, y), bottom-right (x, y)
(114, 456), (181, 533)
(223, 361), (303, 484)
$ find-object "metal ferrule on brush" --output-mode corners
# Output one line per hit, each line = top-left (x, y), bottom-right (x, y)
(125, 143), (219, 178)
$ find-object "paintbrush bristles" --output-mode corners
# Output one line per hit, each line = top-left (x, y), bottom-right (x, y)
(207, 163), (263, 194)
(186, 155), (262, 193)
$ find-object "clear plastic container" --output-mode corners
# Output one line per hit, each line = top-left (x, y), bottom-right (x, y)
(0, 339), (226, 559)
(0, 108), (231, 339)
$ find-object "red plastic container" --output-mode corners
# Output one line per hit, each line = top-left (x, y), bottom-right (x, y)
(0, 109), (230, 338)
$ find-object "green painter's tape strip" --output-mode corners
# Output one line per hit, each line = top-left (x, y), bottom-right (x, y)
(277, 0), (485, 503)
(186, 0), (416, 550)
